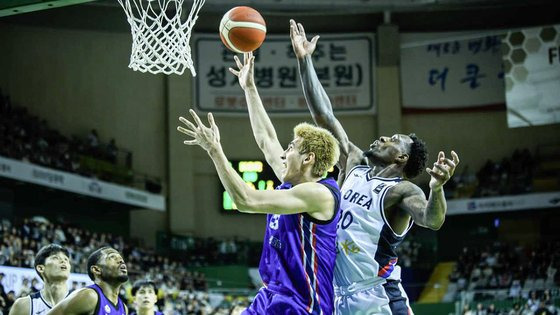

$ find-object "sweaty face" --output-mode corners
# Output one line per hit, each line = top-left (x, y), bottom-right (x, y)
(363, 134), (413, 165)
(98, 249), (128, 283)
(135, 286), (157, 310)
(40, 252), (71, 281)
(280, 137), (307, 183)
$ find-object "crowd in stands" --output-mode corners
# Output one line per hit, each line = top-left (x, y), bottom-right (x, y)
(396, 239), (423, 268)
(0, 90), (126, 182)
(445, 241), (560, 314)
(446, 148), (538, 200)
(0, 216), (257, 314)
(462, 291), (558, 315)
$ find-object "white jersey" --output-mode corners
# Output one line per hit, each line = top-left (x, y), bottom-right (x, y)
(334, 165), (413, 288)
(29, 291), (51, 315)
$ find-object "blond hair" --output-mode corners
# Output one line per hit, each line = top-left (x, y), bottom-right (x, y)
(293, 122), (340, 177)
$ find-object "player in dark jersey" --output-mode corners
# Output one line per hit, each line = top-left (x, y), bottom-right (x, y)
(9, 244), (70, 315)
(47, 246), (128, 315)
(129, 280), (162, 315)
(178, 53), (341, 314)
(290, 19), (460, 314)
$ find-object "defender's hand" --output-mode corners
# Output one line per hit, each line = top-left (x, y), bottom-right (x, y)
(177, 110), (221, 153)
(229, 52), (255, 91)
(426, 151), (460, 191)
(289, 19), (320, 59)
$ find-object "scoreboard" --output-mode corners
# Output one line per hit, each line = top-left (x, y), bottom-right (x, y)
(222, 160), (280, 212)
(221, 160), (339, 213)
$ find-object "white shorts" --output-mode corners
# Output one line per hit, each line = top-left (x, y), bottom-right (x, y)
(335, 280), (414, 315)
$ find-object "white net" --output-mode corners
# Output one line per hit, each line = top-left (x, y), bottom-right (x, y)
(117, 0), (205, 76)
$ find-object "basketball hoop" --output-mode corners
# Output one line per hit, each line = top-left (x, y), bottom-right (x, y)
(118, 0), (205, 76)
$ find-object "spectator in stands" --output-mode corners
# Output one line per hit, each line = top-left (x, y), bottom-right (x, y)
(546, 262), (557, 287)
(107, 139), (118, 164)
(527, 290), (539, 313)
(86, 129), (99, 156)
(0, 294), (6, 315)
(508, 302), (522, 315)
(17, 279), (31, 298)
(0, 276), (6, 313)
(53, 226), (66, 244)
(4, 291), (15, 313)
(534, 300), (555, 315)
(0, 246), (8, 266)
(541, 290), (557, 314)
(472, 303), (486, 315)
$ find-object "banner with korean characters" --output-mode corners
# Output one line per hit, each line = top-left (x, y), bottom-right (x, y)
(193, 33), (375, 115)
(401, 32), (506, 110)
(0, 156), (165, 211)
(503, 24), (560, 128)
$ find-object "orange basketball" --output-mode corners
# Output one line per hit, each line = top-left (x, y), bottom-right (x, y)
(219, 6), (266, 53)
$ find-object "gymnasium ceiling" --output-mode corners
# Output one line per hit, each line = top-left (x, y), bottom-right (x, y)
(0, 0), (559, 32)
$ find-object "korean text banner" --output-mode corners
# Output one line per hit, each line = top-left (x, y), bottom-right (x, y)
(503, 24), (560, 128)
(0, 156), (165, 211)
(401, 32), (505, 109)
(193, 33), (375, 115)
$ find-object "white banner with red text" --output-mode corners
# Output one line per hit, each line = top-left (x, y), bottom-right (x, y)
(193, 33), (375, 115)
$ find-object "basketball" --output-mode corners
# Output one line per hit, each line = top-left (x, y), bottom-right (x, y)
(219, 6), (267, 53)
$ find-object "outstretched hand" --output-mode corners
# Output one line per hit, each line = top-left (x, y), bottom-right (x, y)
(426, 151), (460, 191)
(289, 19), (320, 59)
(229, 52), (255, 91)
(177, 109), (221, 153)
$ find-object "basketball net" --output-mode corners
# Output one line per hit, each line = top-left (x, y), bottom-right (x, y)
(118, 0), (205, 76)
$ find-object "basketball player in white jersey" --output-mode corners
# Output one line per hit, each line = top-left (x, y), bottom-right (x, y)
(290, 19), (460, 314)
(9, 244), (71, 315)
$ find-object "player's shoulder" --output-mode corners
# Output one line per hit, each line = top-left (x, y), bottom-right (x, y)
(390, 180), (424, 197)
(293, 181), (335, 201)
(68, 287), (99, 304)
(9, 296), (31, 314)
(294, 181), (332, 193)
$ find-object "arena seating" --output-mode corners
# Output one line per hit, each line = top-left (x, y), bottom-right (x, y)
(0, 216), (257, 313)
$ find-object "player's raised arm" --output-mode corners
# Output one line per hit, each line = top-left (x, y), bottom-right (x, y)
(394, 151), (460, 230)
(177, 111), (334, 217)
(290, 19), (364, 174)
(229, 52), (285, 181)
(47, 288), (98, 315)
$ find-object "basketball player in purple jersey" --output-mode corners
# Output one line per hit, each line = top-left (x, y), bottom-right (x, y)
(48, 246), (128, 315)
(130, 280), (162, 315)
(178, 53), (341, 314)
(290, 20), (460, 314)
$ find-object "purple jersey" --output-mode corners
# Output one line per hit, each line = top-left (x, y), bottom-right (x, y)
(87, 284), (126, 315)
(256, 177), (340, 314)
